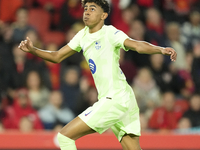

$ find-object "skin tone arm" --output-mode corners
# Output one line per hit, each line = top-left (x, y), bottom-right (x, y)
(124, 38), (177, 61)
(18, 37), (77, 63)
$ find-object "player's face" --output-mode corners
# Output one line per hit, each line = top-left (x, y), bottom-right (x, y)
(83, 2), (105, 28)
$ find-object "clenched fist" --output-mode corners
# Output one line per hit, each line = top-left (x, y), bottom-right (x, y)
(18, 37), (34, 53)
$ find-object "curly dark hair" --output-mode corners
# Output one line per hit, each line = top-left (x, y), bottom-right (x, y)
(82, 0), (110, 14)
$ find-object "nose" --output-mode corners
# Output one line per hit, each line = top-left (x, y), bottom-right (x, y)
(84, 9), (90, 16)
(85, 11), (90, 16)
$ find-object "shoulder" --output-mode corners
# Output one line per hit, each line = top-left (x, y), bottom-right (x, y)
(104, 25), (121, 34)
(104, 25), (128, 43)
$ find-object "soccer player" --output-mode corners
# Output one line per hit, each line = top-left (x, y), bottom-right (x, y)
(18, 0), (177, 149)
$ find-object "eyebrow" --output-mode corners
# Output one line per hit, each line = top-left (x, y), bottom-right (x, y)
(84, 5), (97, 8)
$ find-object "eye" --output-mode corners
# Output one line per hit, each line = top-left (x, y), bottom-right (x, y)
(91, 8), (95, 11)
(84, 8), (87, 11)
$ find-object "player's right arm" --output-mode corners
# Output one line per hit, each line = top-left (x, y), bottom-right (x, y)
(18, 37), (77, 63)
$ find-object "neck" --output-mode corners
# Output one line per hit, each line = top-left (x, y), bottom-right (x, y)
(88, 22), (104, 33)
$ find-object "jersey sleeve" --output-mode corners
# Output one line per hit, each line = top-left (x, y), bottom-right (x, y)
(108, 26), (129, 51)
(67, 29), (84, 52)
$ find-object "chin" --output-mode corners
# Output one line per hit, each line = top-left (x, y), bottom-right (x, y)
(84, 21), (90, 26)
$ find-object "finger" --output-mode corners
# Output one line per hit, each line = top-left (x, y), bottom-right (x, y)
(18, 42), (23, 48)
(168, 49), (172, 55)
(19, 43), (23, 49)
(22, 41), (26, 46)
(171, 50), (174, 59)
(26, 37), (31, 44)
(174, 52), (177, 61)
(19, 41), (26, 50)
(18, 42), (21, 48)
(171, 50), (176, 60)
(167, 49), (173, 60)
(26, 37), (30, 41)
(168, 48), (176, 61)
(21, 41), (24, 46)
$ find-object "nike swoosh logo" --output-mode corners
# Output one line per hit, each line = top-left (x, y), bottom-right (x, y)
(85, 111), (92, 116)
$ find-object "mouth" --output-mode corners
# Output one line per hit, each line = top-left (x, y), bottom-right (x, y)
(84, 17), (89, 21)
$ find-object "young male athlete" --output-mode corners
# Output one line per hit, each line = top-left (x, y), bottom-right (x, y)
(19, 0), (177, 149)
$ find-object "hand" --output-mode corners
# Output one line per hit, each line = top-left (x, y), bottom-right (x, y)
(18, 37), (34, 53)
(161, 47), (177, 62)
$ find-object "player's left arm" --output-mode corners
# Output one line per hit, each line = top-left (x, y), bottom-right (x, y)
(124, 38), (177, 61)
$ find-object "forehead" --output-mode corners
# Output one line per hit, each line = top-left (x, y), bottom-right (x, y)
(84, 2), (101, 9)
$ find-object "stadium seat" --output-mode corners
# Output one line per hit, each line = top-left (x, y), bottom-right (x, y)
(41, 31), (65, 46)
(28, 8), (50, 36)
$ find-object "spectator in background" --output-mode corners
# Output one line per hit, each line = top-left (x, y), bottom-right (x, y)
(0, 22), (14, 69)
(86, 86), (98, 106)
(119, 49), (137, 84)
(183, 94), (200, 127)
(0, 121), (4, 132)
(132, 0), (162, 11)
(181, 10), (200, 49)
(0, 56), (4, 95)
(44, 43), (61, 90)
(60, 66), (81, 112)
(113, 5), (135, 34)
(191, 42), (200, 93)
(177, 117), (192, 130)
(25, 29), (44, 62)
(74, 85), (98, 116)
(148, 54), (184, 95)
(36, 0), (64, 11)
(110, 0), (132, 28)
(36, 0), (65, 30)
(145, 7), (165, 46)
(128, 20), (150, 67)
(39, 90), (75, 130)
(149, 91), (183, 130)
(75, 77), (92, 115)
(139, 113), (149, 133)
(128, 20), (146, 41)
(25, 70), (50, 110)
(1, 88), (43, 130)
(165, 22), (187, 69)
(178, 52), (195, 99)
(0, 23), (12, 93)
(59, 0), (83, 31)
(6, 44), (43, 98)
(12, 7), (35, 43)
(19, 116), (34, 132)
(132, 67), (161, 115)
(61, 22), (84, 67)
(162, 0), (196, 23)
(149, 54), (170, 92)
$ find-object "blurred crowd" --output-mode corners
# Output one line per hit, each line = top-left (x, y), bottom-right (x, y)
(0, 0), (200, 133)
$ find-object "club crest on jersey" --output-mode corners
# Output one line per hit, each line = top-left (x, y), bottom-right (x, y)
(89, 59), (96, 74)
(95, 41), (101, 50)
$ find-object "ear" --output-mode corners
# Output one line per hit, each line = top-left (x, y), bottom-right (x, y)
(101, 12), (108, 20)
